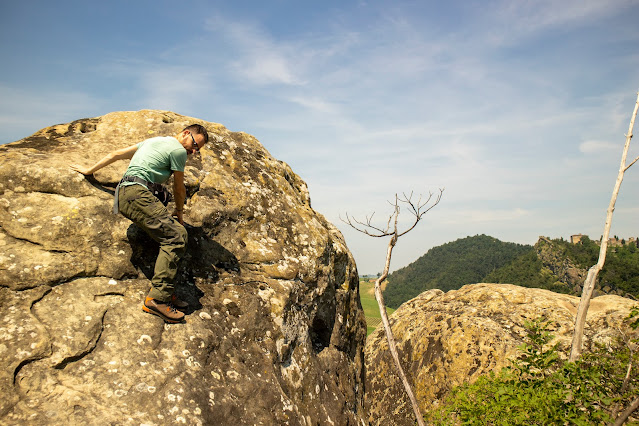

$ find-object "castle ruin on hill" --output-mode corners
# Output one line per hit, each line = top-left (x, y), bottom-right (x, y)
(570, 233), (638, 247)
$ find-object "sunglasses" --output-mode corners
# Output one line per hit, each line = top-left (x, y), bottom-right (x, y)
(189, 132), (200, 152)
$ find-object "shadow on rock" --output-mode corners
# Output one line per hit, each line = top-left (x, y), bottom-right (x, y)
(85, 175), (116, 196)
(126, 221), (240, 313)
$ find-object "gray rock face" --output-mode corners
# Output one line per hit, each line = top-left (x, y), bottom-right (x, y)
(365, 283), (638, 425)
(0, 110), (366, 425)
(535, 236), (588, 293)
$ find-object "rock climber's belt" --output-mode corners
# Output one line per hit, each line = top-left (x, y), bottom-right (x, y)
(113, 176), (168, 214)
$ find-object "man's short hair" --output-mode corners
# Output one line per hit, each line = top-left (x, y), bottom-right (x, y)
(183, 124), (209, 144)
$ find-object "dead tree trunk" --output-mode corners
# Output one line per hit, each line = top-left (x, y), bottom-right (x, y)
(343, 190), (443, 426)
(613, 396), (639, 426)
(375, 219), (424, 425)
(569, 92), (639, 362)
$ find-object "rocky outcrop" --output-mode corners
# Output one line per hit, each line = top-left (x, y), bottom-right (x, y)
(365, 283), (637, 425)
(535, 236), (587, 293)
(0, 110), (366, 425)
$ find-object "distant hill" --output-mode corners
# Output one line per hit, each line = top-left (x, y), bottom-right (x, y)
(383, 234), (530, 309)
(485, 235), (639, 298)
(383, 234), (639, 309)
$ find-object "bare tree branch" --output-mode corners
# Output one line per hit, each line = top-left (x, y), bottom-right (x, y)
(342, 212), (391, 237)
(397, 190), (443, 238)
(570, 92), (639, 361)
(343, 188), (443, 426)
(613, 396), (639, 426)
(340, 189), (443, 238)
(624, 153), (638, 172)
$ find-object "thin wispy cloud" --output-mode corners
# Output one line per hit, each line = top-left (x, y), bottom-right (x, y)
(137, 67), (213, 111)
(439, 207), (531, 225)
(483, 0), (637, 45)
(204, 16), (306, 86)
(579, 140), (619, 154)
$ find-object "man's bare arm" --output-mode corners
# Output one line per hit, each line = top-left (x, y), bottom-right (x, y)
(70, 144), (138, 175)
(172, 171), (186, 224)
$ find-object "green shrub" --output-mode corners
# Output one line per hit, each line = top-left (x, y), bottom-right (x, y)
(427, 313), (639, 425)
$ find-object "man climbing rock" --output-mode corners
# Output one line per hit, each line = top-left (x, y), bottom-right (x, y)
(70, 124), (208, 323)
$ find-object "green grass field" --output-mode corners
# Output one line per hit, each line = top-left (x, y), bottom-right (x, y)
(359, 279), (395, 336)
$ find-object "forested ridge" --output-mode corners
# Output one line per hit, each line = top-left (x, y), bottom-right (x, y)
(486, 235), (639, 297)
(384, 234), (639, 309)
(383, 235), (530, 309)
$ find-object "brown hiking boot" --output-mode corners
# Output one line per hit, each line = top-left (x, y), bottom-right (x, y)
(170, 293), (189, 309)
(142, 297), (185, 323)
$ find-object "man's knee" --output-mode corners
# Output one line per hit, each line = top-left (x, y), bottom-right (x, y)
(164, 219), (187, 246)
(176, 223), (188, 248)
(138, 213), (188, 250)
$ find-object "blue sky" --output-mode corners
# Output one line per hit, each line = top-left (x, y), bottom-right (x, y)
(2, 0), (639, 274)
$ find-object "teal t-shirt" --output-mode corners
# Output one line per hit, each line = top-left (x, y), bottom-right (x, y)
(122, 136), (187, 185)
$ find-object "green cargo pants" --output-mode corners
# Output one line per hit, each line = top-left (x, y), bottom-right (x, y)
(118, 184), (187, 302)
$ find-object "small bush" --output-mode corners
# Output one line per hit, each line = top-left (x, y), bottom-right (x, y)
(427, 312), (639, 425)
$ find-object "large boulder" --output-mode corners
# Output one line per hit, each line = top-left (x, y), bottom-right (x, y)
(365, 283), (637, 425)
(0, 110), (367, 425)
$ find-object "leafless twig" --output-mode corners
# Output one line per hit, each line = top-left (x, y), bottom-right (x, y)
(343, 188), (443, 426)
(340, 189), (443, 238)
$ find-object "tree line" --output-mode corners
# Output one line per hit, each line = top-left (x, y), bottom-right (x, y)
(384, 234), (639, 309)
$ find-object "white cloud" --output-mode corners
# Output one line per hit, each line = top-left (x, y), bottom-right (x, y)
(438, 208), (531, 225)
(137, 67), (213, 111)
(204, 16), (306, 86)
(483, 0), (638, 46)
(579, 140), (618, 154)
(286, 96), (340, 114)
